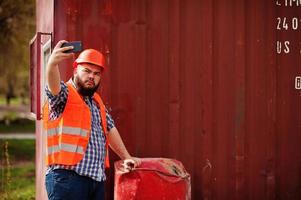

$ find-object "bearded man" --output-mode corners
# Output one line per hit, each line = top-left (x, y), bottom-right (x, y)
(43, 40), (141, 200)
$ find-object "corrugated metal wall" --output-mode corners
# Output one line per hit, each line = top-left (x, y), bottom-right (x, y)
(33, 0), (301, 199)
(276, 2), (301, 200)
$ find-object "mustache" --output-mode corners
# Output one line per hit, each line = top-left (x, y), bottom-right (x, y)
(74, 76), (100, 96)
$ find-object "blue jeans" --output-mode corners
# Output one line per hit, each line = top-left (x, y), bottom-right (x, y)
(45, 169), (105, 200)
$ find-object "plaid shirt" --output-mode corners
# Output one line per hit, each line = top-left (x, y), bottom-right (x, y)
(45, 81), (115, 181)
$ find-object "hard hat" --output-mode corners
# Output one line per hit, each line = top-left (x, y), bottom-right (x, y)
(73, 49), (106, 70)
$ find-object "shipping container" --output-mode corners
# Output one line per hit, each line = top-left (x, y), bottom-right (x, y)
(31, 0), (301, 199)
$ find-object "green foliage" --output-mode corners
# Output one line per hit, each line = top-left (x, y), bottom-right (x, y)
(0, 1), (36, 197)
(0, 0), (36, 98)
(0, 139), (35, 199)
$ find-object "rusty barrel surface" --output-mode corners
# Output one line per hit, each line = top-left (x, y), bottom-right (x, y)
(114, 158), (191, 200)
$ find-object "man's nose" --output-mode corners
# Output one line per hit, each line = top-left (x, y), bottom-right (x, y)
(88, 72), (95, 79)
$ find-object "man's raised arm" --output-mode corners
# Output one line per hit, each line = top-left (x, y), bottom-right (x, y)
(46, 40), (74, 95)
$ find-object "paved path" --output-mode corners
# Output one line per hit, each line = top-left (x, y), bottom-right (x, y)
(0, 133), (35, 139)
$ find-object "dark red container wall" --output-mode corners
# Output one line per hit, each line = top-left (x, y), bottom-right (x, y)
(43, 0), (301, 199)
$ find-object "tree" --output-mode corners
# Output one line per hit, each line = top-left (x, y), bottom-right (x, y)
(0, 0), (35, 105)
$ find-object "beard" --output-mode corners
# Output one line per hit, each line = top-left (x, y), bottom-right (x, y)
(73, 75), (100, 97)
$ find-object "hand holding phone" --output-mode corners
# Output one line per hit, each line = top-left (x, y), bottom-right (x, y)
(61, 41), (82, 53)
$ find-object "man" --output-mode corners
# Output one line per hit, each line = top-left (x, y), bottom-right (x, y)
(43, 40), (141, 200)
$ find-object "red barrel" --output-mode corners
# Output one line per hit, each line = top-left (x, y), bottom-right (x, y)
(114, 158), (191, 200)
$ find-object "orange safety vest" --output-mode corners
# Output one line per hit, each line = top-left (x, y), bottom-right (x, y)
(43, 81), (110, 168)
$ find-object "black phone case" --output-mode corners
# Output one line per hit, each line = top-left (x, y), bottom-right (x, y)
(62, 41), (82, 53)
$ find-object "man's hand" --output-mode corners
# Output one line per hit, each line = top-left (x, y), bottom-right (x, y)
(46, 40), (74, 96)
(122, 157), (142, 171)
(130, 157), (142, 168)
(124, 157), (142, 168)
(47, 40), (74, 67)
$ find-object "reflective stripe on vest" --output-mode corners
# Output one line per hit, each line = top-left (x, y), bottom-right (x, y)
(48, 143), (84, 155)
(47, 126), (88, 137)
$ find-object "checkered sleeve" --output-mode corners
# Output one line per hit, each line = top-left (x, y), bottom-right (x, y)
(105, 108), (115, 132)
(45, 81), (68, 120)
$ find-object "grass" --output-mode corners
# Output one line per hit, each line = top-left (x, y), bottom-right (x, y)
(0, 110), (35, 133)
(0, 96), (29, 106)
(0, 139), (35, 199)
(0, 122), (35, 133)
(0, 97), (36, 199)
(0, 162), (35, 200)
(0, 96), (35, 133)
(0, 139), (35, 162)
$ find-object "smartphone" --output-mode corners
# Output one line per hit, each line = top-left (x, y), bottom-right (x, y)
(61, 41), (82, 53)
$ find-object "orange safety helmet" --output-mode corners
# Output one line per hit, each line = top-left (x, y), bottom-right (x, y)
(73, 49), (106, 70)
